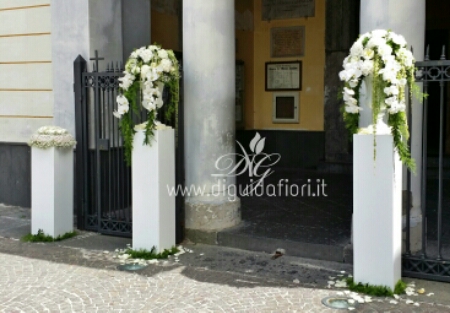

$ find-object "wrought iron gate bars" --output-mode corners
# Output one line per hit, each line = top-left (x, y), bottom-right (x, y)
(74, 51), (185, 241)
(402, 46), (450, 282)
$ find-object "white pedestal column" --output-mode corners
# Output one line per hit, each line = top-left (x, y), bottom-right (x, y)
(132, 129), (176, 252)
(31, 147), (74, 237)
(353, 134), (402, 290)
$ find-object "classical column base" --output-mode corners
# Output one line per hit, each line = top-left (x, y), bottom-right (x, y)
(185, 198), (241, 231)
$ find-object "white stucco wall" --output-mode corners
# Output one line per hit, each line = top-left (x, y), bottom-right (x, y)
(0, 1), (53, 142)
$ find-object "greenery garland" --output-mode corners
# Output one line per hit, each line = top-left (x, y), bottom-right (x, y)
(114, 44), (180, 165)
(339, 29), (423, 172)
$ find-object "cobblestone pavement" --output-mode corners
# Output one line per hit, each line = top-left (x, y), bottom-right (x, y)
(0, 238), (450, 313)
(1, 205), (450, 312)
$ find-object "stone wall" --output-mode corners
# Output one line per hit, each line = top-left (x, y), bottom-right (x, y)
(323, 0), (360, 162)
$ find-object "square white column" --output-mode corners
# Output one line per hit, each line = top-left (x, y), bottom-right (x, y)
(353, 134), (402, 290)
(31, 147), (74, 237)
(132, 129), (176, 252)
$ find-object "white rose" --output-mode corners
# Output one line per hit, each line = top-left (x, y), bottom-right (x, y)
(139, 49), (153, 63)
(160, 59), (172, 72)
(158, 49), (168, 59)
(350, 42), (364, 57)
(390, 33), (407, 47)
(367, 36), (384, 49)
(371, 29), (387, 38)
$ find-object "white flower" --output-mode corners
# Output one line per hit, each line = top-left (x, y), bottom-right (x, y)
(350, 42), (364, 57)
(384, 85), (399, 96)
(117, 104), (129, 115)
(148, 45), (159, 51)
(371, 29), (388, 38)
(116, 95), (129, 106)
(345, 97), (357, 106)
(113, 111), (122, 119)
(158, 49), (169, 59)
(344, 87), (355, 96)
(398, 78), (407, 86)
(379, 60), (401, 82)
(362, 48), (375, 60)
(125, 58), (140, 75)
(361, 60), (374, 76)
(390, 33), (407, 46)
(378, 44), (393, 59)
(367, 36), (384, 49)
(141, 65), (151, 79)
(139, 49), (153, 63)
(160, 59), (173, 72)
(345, 104), (360, 114)
(145, 68), (160, 82)
(339, 70), (351, 82)
(119, 73), (135, 90)
(397, 48), (414, 67)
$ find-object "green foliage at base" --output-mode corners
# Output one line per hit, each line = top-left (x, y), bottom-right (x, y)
(125, 246), (179, 260)
(346, 278), (406, 297)
(21, 229), (77, 242)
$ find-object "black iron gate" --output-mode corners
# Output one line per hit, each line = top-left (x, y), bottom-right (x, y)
(403, 46), (450, 282)
(74, 51), (185, 241)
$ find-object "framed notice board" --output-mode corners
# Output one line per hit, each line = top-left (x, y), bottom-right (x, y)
(265, 61), (302, 91)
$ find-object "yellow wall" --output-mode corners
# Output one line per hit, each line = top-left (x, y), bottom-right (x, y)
(150, 0), (326, 131)
(235, 0), (254, 129)
(252, 0), (325, 131)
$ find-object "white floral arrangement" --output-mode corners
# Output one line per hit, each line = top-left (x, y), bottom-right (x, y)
(28, 126), (76, 149)
(113, 44), (180, 164)
(339, 29), (422, 171)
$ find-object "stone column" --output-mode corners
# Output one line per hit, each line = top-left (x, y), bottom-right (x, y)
(183, 0), (241, 231)
(360, 0), (426, 251)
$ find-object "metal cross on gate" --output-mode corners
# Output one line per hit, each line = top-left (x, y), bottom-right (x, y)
(90, 50), (104, 72)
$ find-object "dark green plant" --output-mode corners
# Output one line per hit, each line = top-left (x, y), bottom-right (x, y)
(346, 278), (406, 297)
(125, 246), (179, 260)
(21, 229), (77, 242)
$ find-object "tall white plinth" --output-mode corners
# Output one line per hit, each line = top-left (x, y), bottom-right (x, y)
(354, 134), (402, 290)
(132, 129), (176, 252)
(31, 147), (74, 237)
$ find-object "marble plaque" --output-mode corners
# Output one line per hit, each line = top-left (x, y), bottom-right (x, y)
(262, 0), (315, 20)
(271, 26), (305, 58)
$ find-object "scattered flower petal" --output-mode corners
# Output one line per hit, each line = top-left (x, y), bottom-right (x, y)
(427, 293), (434, 297)
(390, 300), (398, 304)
